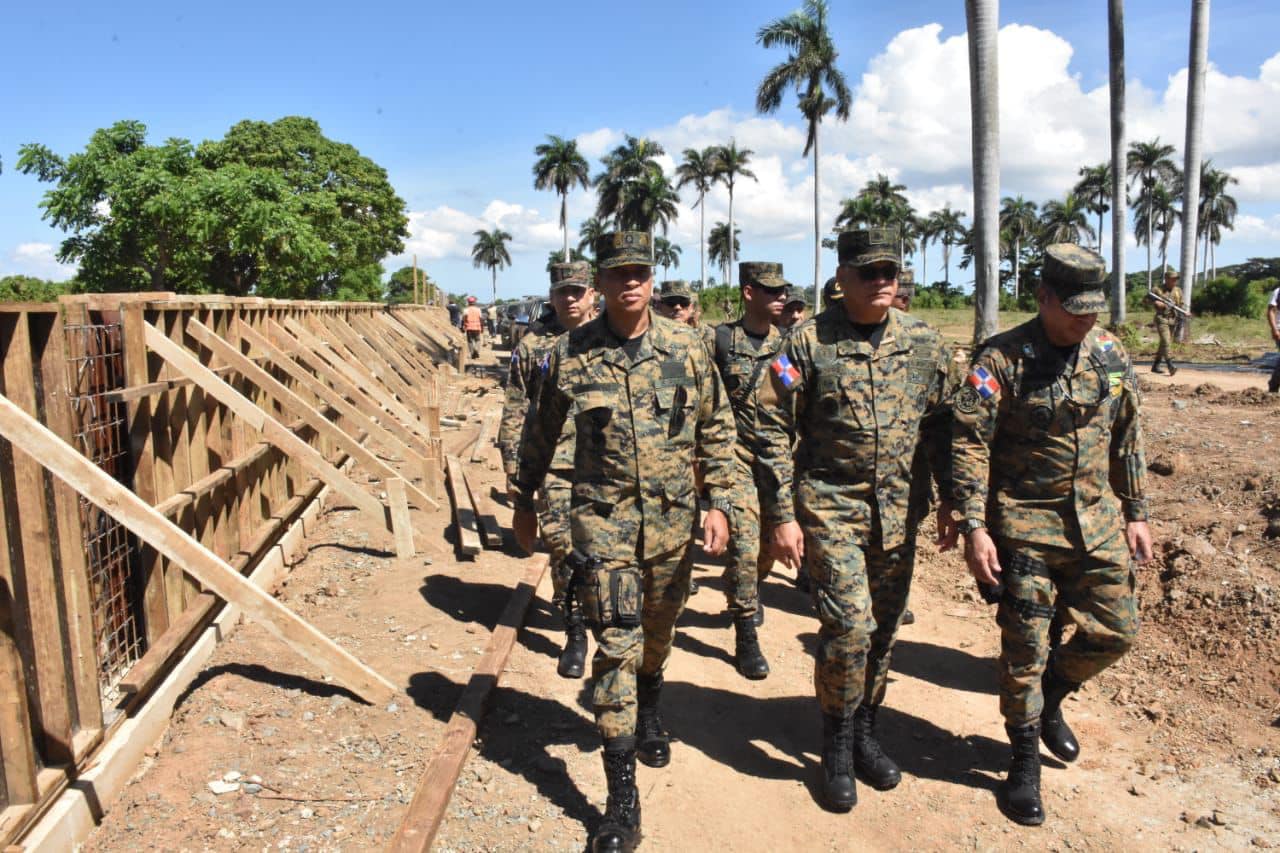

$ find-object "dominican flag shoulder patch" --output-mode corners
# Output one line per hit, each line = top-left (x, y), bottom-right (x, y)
(771, 354), (801, 390)
(967, 365), (1001, 400)
(1097, 331), (1117, 353)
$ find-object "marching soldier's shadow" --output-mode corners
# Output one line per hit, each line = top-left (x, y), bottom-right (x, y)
(418, 574), (562, 660)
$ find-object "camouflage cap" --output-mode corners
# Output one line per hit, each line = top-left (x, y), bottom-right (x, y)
(1042, 243), (1108, 315)
(838, 227), (901, 267)
(783, 285), (810, 308)
(549, 260), (592, 290)
(739, 261), (788, 289)
(822, 276), (842, 306)
(658, 279), (693, 301)
(595, 231), (653, 269)
(897, 267), (916, 295)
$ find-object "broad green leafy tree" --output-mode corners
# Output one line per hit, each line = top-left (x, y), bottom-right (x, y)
(0, 275), (71, 302)
(386, 265), (435, 304)
(756, 0), (851, 304)
(471, 228), (512, 304)
(533, 135), (590, 262)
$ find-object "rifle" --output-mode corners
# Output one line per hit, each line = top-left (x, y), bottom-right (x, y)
(1145, 289), (1191, 318)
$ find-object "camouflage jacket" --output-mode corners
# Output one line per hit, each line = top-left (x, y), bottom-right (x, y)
(498, 316), (568, 478)
(513, 311), (740, 562)
(1153, 286), (1180, 327)
(951, 318), (1148, 552)
(756, 306), (953, 550)
(710, 320), (786, 468)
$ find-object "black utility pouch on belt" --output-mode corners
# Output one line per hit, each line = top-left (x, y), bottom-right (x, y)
(569, 549), (640, 628)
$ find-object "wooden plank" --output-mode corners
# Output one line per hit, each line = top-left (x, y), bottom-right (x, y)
(385, 477), (415, 559)
(0, 312), (75, 765)
(0, 393), (398, 706)
(185, 318), (439, 511)
(322, 316), (426, 411)
(348, 315), (432, 390)
(388, 556), (548, 853)
(466, 478), (505, 551)
(142, 322), (395, 539)
(116, 592), (216, 697)
(444, 455), (482, 557)
(470, 407), (501, 464)
(0, 582), (39, 805)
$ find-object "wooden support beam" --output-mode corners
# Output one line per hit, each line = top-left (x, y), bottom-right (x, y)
(388, 556), (548, 853)
(141, 323), (401, 550)
(321, 316), (426, 411)
(470, 407), (501, 464)
(0, 393), (398, 706)
(185, 318), (439, 511)
(386, 477), (416, 559)
(0, 584), (39, 805)
(444, 455), (482, 557)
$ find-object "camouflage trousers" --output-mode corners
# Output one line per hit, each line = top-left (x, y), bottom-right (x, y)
(582, 545), (694, 740)
(536, 483), (573, 608)
(724, 485), (775, 617)
(1154, 320), (1174, 368)
(996, 532), (1138, 726)
(805, 522), (917, 717)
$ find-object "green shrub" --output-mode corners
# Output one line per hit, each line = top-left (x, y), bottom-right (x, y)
(1190, 276), (1268, 319)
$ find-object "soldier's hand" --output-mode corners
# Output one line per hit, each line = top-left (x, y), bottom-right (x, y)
(935, 500), (960, 551)
(702, 508), (729, 556)
(513, 508), (539, 555)
(1126, 521), (1154, 564)
(772, 521), (805, 571)
(963, 528), (1002, 586)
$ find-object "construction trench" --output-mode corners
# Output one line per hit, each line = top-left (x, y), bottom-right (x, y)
(0, 294), (531, 851)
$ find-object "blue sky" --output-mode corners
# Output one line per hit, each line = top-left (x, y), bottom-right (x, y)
(2, 0), (1278, 298)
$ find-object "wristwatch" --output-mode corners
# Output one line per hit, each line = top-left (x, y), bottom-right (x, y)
(957, 519), (986, 536)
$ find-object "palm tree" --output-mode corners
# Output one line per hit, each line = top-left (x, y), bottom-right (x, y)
(708, 221), (741, 284)
(1177, 0), (1210, 317)
(1108, 0), (1128, 321)
(857, 174), (910, 224)
(532, 135), (590, 262)
(966, 0), (1001, 341)
(756, 0), (852, 305)
(1198, 162), (1238, 280)
(1073, 163), (1112, 253)
(470, 228), (512, 304)
(834, 195), (878, 230)
(622, 170), (681, 256)
(711, 141), (756, 287)
(918, 213), (941, 285)
(675, 146), (719, 292)
(929, 206), (967, 287)
(1133, 182), (1180, 278)
(594, 135), (665, 225)
(577, 216), (606, 257)
(1039, 194), (1096, 246)
(999, 196), (1039, 300)
(654, 237), (682, 280)
(1127, 138), (1179, 292)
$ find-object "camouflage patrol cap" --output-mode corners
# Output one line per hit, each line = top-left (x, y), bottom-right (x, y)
(549, 260), (592, 290)
(739, 261), (788, 289)
(783, 285), (810, 309)
(838, 227), (901, 267)
(595, 231), (653, 269)
(898, 267), (916, 295)
(1042, 243), (1107, 315)
(822, 276), (842, 306)
(658, 280), (693, 301)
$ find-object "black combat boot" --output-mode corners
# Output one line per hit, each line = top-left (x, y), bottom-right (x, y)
(752, 600), (766, 627)
(557, 594), (588, 680)
(733, 616), (770, 680)
(593, 738), (642, 853)
(852, 703), (902, 790)
(1004, 722), (1046, 826)
(1040, 661), (1081, 763)
(1168, 362), (1178, 376)
(635, 673), (671, 768)
(901, 609), (916, 626)
(820, 712), (857, 812)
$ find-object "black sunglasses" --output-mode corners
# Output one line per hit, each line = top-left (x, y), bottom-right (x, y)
(663, 298), (692, 309)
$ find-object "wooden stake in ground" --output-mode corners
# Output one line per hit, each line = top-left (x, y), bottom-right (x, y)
(0, 393), (398, 706)
(388, 556), (548, 853)
(444, 455), (483, 557)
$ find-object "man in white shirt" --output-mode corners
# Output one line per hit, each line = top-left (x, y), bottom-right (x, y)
(1267, 286), (1280, 394)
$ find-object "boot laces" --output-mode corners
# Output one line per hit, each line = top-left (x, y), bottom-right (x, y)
(828, 722), (853, 775)
(855, 707), (889, 763)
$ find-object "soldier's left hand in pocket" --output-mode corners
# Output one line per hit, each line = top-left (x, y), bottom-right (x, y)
(1126, 520), (1154, 564)
(702, 508), (729, 556)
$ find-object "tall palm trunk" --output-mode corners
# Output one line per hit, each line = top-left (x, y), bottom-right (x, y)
(728, 182), (736, 288)
(1109, 0), (1128, 322)
(1145, 204), (1154, 294)
(921, 241), (928, 286)
(966, 0), (1000, 343)
(561, 192), (570, 262)
(698, 189), (706, 290)
(1012, 237), (1020, 301)
(812, 124), (822, 309)
(1177, 0), (1209, 340)
(943, 241), (952, 286)
(491, 267), (497, 305)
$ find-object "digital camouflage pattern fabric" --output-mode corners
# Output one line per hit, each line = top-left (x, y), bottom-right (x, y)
(838, 227), (900, 267)
(739, 261), (788, 288)
(756, 305), (953, 715)
(550, 260), (592, 288)
(596, 231), (653, 269)
(1041, 243), (1107, 315)
(711, 320), (787, 617)
(951, 316), (1147, 725)
(513, 311), (739, 738)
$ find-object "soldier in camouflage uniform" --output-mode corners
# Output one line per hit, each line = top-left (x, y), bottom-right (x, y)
(951, 243), (1153, 826)
(513, 231), (738, 853)
(498, 260), (596, 679)
(779, 286), (809, 330)
(709, 261), (793, 679)
(758, 227), (956, 812)
(1148, 269), (1180, 375)
(821, 275), (842, 311)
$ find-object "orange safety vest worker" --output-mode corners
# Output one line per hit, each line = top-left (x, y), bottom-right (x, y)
(463, 305), (484, 332)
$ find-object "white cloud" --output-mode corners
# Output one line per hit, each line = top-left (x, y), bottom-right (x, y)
(575, 128), (622, 159)
(3, 242), (76, 280)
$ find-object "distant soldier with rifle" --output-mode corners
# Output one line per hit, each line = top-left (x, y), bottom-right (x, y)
(1267, 283), (1280, 394)
(1147, 270), (1185, 375)
(512, 231), (738, 853)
